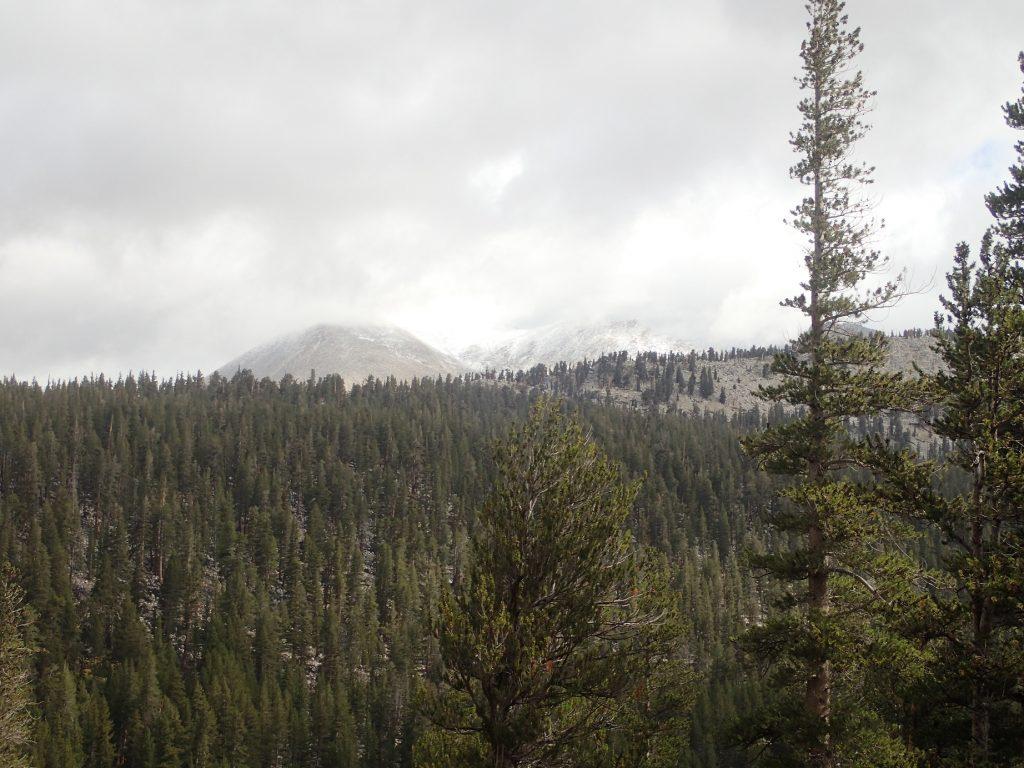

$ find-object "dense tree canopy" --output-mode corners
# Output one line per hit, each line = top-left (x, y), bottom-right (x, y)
(0, 371), (771, 768)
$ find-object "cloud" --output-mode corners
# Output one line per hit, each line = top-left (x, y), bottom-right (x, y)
(469, 152), (525, 207)
(1, 0), (1022, 379)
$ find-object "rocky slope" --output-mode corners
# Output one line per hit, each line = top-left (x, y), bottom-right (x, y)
(563, 331), (942, 416)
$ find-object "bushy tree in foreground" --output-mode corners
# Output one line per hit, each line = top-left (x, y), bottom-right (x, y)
(416, 399), (691, 768)
(739, 2), (920, 766)
(0, 565), (35, 768)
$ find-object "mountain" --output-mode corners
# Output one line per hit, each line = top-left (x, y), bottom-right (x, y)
(217, 323), (465, 383)
(457, 319), (692, 372)
(219, 320), (692, 385)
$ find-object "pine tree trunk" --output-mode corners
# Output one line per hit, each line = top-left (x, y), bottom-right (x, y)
(970, 687), (990, 768)
(969, 477), (990, 767)
(806, 520), (832, 768)
(806, 126), (832, 767)
(493, 747), (513, 768)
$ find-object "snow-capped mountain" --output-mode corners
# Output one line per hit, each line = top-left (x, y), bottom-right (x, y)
(457, 320), (693, 372)
(218, 320), (694, 385)
(217, 324), (465, 383)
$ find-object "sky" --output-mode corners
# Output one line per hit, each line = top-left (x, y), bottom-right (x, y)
(1, 0), (1022, 381)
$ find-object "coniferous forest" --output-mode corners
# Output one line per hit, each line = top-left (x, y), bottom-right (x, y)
(0, 374), (771, 767)
(1, 1), (1023, 767)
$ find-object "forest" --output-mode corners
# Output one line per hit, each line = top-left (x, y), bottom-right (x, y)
(0, 373), (770, 767)
(1, 1), (1023, 766)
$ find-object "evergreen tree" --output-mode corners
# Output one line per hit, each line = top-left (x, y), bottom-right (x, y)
(739, 2), (917, 765)
(417, 400), (691, 768)
(893, 238), (1023, 766)
(699, 368), (714, 399)
(870, 53), (1024, 767)
(81, 682), (116, 768)
(39, 663), (84, 768)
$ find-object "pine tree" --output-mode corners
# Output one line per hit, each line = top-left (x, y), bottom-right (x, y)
(189, 684), (217, 768)
(869, 53), (1024, 767)
(699, 368), (714, 399)
(39, 663), (84, 768)
(416, 399), (691, 768)
(922, 237), (1022, 765)
(81, 682), (116, 768)
(739, 2), (917, 765)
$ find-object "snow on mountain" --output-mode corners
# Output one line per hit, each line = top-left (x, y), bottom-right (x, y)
(457, 320), (693, 372)
(217, 324), (466, 383)
(219, 320), (694, 385)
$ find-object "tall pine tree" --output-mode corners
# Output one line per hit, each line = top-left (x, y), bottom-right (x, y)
(739, 2), (917, 765)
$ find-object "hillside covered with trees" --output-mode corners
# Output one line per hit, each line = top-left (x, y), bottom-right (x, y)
(0, 372), (772, 767)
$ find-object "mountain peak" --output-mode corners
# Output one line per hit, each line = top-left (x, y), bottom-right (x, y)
(217, 323), (464, 383)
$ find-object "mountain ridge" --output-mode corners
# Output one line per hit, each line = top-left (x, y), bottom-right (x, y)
(218, 320), (697, 384)
(217, 321), (940, 402)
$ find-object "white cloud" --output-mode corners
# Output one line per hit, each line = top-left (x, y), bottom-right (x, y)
(469, 152), (525, 206)
(1, 0), (1022, 378)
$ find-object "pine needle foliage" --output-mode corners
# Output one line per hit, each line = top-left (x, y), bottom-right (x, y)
(416, 399), (691, 768)
(738, 2), (920, 766)
(0, 565), (35, 768)
(987, 53), (1024, 252)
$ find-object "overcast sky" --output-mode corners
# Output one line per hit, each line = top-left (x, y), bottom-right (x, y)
(1, 0), (1022, 380)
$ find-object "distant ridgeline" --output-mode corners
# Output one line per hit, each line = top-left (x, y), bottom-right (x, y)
(0, 372), (773, 768)
(474, 327), (945, 454)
